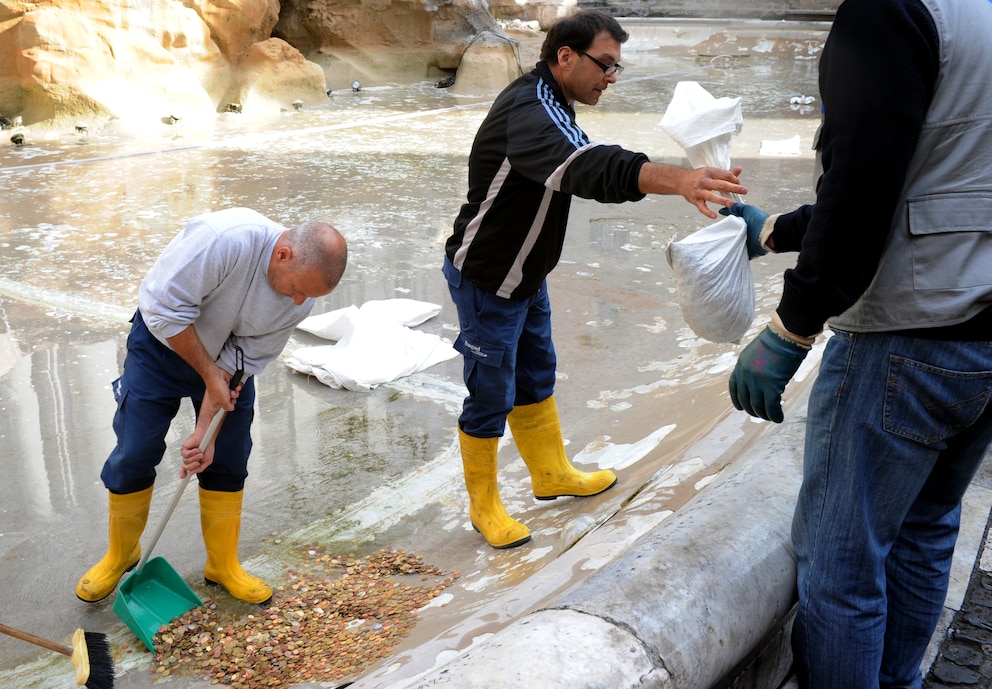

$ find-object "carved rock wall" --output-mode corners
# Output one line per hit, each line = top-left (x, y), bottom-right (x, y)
(579, 0), (839, 19)
(0, 0), (839, 133)
(0, 0), (520, 131)
(273, 0), (504, 90)
(0, 0), (325, 131)
(487, 0), (576, 29)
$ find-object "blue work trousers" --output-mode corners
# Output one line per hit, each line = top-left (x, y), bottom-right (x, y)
(792, 329), (992, 689)
(100, 311), (255, 494)
(443, 258), (556, 438)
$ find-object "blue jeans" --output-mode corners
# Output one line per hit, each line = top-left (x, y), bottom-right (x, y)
(792, 329), (992, 689)
(101, 311), (255, 493)
(443, 258), (556, 437)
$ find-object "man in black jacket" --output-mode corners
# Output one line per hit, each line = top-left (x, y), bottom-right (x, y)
(443, 10), (748, 549)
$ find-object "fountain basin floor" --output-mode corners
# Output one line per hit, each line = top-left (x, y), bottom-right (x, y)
(5, 18), (982, 689)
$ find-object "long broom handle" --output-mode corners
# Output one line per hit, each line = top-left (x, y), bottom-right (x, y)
(0, 623), (73, 656)
(134, 407), (226, 574)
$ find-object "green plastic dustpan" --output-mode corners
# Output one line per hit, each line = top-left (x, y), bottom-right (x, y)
(114, 556), (202, 651)
(113, 407), (229, 650)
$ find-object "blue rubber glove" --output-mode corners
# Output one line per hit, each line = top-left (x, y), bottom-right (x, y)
(729, 326), (809, 423)
(719, 202), (769, 259)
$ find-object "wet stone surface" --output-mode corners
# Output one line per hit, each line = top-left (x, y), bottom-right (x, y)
(924, 518), (992, 689)
(147, 547), (457, 688)
(0, 19), (832, 688)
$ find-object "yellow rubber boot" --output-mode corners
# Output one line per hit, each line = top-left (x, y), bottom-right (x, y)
(507, 395), (617, 500)
(199, 487), (272, 604)
(75, 486), (153, 602)
(459, 429), (531, 549)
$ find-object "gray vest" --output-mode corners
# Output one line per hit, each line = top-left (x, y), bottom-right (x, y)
(830, 0), (992, 332)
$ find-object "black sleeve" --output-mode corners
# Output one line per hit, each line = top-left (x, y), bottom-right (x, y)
(561, 144), (648, 203)
(506, 84), (648, 204)
(769, 204), (814, 253)
(774, 0), (939, 337)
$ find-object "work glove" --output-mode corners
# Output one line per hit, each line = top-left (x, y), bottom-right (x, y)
(729, 323), (810, 423)
(719, 202), (769, 259)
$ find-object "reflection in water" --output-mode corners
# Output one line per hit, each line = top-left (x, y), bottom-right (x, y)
(0, 338), (123, 523)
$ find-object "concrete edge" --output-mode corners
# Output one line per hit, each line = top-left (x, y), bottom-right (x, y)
(347, 360), (992, 689)
(349, 381), (810, 689)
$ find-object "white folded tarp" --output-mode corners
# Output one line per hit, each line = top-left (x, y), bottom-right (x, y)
(286, 299), (458, 392)
(295, 299), (443, 340)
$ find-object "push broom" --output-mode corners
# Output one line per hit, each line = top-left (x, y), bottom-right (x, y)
(0, 623), (114, 689)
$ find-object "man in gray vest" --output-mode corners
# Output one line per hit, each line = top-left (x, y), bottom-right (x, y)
(722, 0), (992, 686)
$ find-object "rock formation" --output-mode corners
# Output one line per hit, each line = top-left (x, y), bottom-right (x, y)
(448, 29), (528, 96)
(0, 0), (841, 135)
(488, 0), (576, 29)
(0, 0), (526, 134)
(0, 0), (327, 132)
(274, 0), (507, 91)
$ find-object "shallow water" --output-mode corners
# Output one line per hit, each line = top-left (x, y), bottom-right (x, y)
(0, 19), (825, 688)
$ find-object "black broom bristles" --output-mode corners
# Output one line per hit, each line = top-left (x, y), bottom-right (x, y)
(0, 623), (114, 688)
(78, 630), (115, 689)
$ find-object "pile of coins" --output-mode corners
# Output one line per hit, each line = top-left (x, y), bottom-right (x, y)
(151, 546), (458, 687)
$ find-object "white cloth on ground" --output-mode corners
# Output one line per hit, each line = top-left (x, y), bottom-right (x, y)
(285, 299), (458, 392)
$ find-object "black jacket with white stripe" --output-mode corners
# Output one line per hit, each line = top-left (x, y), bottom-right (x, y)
(446, 61), (649, 300)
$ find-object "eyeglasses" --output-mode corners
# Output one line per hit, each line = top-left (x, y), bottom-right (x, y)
(576, 50), (624, 77)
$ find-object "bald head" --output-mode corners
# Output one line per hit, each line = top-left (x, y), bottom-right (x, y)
(286, 221), (348, 293)
(268, 221), (348, 304)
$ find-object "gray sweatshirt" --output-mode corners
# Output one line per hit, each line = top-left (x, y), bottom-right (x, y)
(138, 207), (315, 376)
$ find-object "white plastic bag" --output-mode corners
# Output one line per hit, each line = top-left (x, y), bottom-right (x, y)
(660, 81), (742, 167)
(666, 215), (755, 343)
